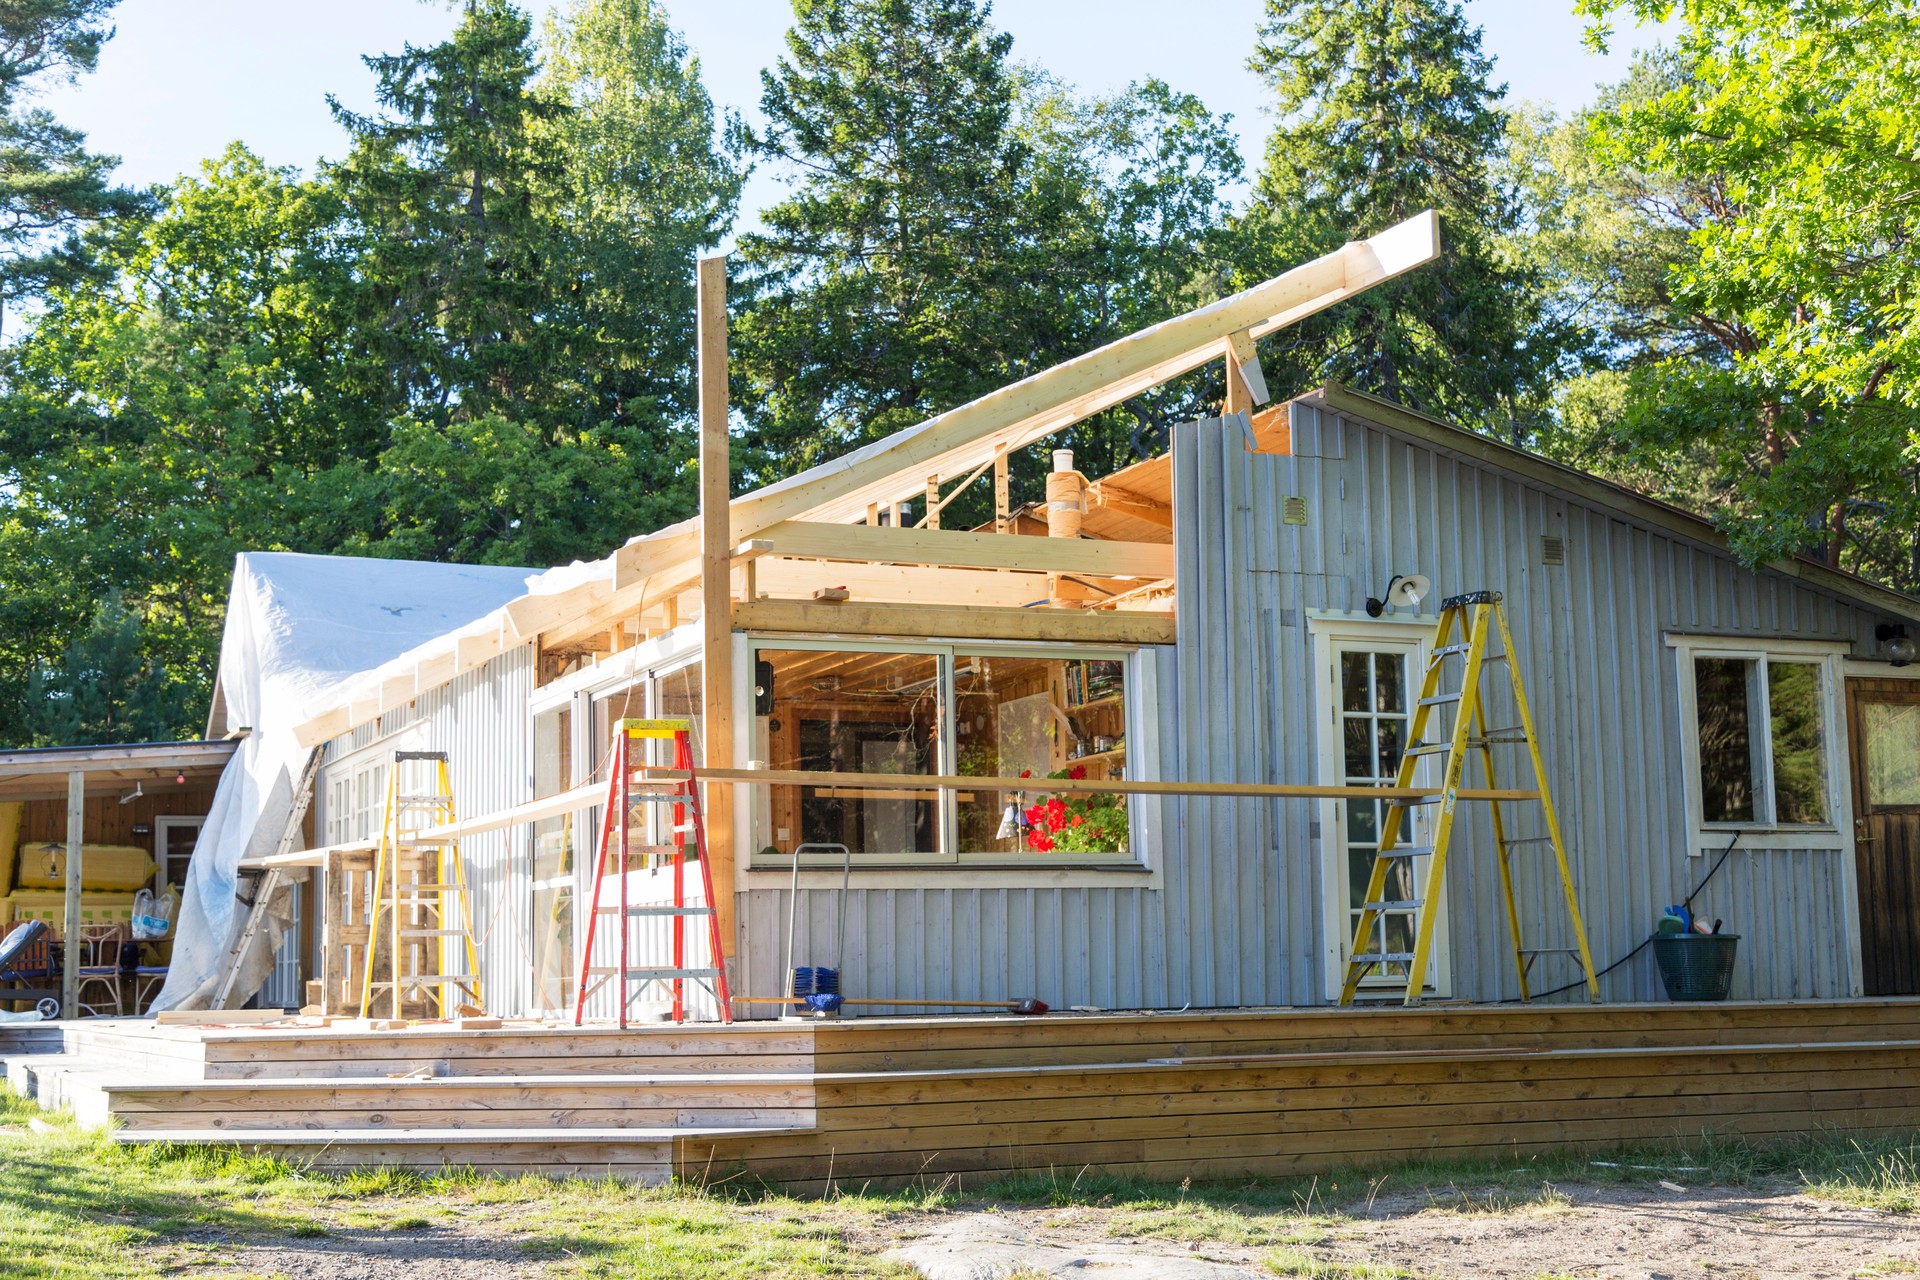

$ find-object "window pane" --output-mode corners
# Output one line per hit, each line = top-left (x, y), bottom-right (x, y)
(1341, 652), (1370, 712)
(1373, 653), (1405, 713)
(956, 654), (1128, 856)
(1343, 719), (1372, 779)
(1767, 661), (1827, 824)
(1695, 657), (1760, 823)
(1375, 718), (1406, 778)
(1864, 701), (1920, 808)
(754, 649), (938, 859)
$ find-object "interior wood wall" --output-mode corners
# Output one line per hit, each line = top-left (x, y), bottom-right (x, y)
(18, 783), (219, 849)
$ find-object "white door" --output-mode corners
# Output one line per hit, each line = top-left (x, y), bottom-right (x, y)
(1315, 624), (1450, 1000)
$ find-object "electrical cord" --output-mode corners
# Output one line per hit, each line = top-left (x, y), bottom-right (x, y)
(1509, 830), (1741, 1002)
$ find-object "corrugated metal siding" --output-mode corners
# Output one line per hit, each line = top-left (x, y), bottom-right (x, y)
(315, 644), (536, 1016)
(1170, 403), (1872, 1004)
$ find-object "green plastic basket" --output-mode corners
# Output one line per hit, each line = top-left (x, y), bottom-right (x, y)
(1651, 933), (1739, 1001)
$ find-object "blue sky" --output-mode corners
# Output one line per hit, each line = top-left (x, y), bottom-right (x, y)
(39, 0), (1671, 246)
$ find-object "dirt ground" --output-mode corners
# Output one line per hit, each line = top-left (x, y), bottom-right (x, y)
(145, 1179), (1920, 1280)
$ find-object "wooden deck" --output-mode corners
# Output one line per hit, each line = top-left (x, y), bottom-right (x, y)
(9, 1000), (1920, 1188)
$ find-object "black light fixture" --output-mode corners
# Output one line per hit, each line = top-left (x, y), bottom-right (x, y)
(1365, 573), (1432, 618)
(1878, 623), (1916, 667)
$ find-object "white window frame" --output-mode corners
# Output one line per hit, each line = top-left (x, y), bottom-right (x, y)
(1669, 634), (1851, 851)
(1308, 614), (1451, 1002)
(741, 635), (1148, 873)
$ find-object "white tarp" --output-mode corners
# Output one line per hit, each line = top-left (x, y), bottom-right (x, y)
(153, 551), (534, 1011)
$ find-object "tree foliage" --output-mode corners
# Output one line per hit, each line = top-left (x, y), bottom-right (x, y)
(1239, 0), (1551, 436)
(734, 0), (1241, 501)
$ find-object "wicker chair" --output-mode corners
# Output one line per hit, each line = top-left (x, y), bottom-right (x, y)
(74, 923), (130, 1017)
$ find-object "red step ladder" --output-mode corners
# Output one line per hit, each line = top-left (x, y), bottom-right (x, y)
(573, 718), (733, 1026)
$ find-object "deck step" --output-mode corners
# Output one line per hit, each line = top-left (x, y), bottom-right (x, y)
(96, 1071), (819, 1132)
(113, 1124), (812, 1146)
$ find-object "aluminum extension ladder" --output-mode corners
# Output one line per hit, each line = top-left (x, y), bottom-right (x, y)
(573, 718), (733, 1026)
(1338, 590), (1602, 1006)
(358, 751), (484, 1018)
(212, 746), (324, 1009)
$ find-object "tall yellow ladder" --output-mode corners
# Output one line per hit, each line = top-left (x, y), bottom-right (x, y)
(358, 750), (484, 1019)
(1338, 590), (1601, 1006)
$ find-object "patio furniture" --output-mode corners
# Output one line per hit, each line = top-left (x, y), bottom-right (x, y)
(74, 923), (130, 1017)
(0, 919), (60, 1018)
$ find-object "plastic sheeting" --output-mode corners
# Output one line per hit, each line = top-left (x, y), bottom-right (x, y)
(153, 552), (534, 1011)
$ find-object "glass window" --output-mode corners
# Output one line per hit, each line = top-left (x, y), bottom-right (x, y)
(1338, 647), (1416, 972)
(956, 655), (1128, 856)
(750, 644), (1135, 865)
(1767, 662), (1827, 824)
(756, 648), (940, 861)
(1691, 654), (1829, 827)
(1863, 700), (1920, 809)
(1695, 657), (1761, 823)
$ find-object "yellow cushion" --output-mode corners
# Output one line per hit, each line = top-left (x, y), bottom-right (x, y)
(5, 890), (139, 937)
(16, 842), (156, 892)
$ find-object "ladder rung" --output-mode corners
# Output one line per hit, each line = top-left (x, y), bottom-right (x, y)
(1361, 899), (1423, 912)
(1418, 693), (1463, 706)
(1406, 743), (1452, 757)
(623, 845), (681, 857)
(1430, 643), (1474, 659)
(1501, 836), (1555, 846)
(1388, 796), (1441, 807)
(1373, 845), (1431, 858)
(1350, 952), (1415, 965)
(587, 966), (721, 980)
(1520, 947), (1580, 956)
(399, 929), (467, 938)
(396, 795), (452, 807)
(363, 976), (475, 988)
(596, 905), (713, 917)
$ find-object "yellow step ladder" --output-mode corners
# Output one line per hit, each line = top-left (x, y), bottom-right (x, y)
(358, 750), (483, 1019)
(1338, 590), (1601, 1006)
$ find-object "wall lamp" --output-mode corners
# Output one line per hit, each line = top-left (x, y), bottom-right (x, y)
(1878, 623), (1916, 667)
(1365, 573), (1431, 618)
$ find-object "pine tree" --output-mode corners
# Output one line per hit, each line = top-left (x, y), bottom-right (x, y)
(1241, 0), (1546, 434)
(735, 0), (1242, 494)
(327, 0), (568, 425)
(23, 594), (194, 745)
(734, 0), (1034, 481)
(0, 0), (147, 329)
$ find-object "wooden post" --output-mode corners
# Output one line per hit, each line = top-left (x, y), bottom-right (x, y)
(697, 254), (738, 966)
(1223, 340), (1254, 417)
(62, 771), (82, 1018)
(924, 476), (940, 529)
(993, 452), (1011, 533)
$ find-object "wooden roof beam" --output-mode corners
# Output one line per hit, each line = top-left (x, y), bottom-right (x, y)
(756, 520), (1175, 580)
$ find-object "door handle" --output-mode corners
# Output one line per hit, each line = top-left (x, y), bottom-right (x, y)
(1856, 817), (1875, 844)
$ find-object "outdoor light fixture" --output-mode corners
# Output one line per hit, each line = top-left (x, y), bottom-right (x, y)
(1878, 623), (1916, 667)
(1365, 573), (1432, 618)
(119, 781), (144, 805)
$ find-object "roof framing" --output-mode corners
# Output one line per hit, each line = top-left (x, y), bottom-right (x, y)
(289, 213), (1443, 746)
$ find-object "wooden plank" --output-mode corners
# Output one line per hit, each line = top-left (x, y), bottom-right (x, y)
(752, 559), (1046, 609)
(732, 599), (1176, 645)
(61, 770), (81, 1014)
(665, 765), (1542, 803)
(757, 521), (1175, 580)
(697, 253), (739, 966)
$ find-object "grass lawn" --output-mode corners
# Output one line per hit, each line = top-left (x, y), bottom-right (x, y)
(7, 1088), (1920, 1279)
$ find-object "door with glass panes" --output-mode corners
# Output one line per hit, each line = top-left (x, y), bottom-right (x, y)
(1319, 630), (1449, 998)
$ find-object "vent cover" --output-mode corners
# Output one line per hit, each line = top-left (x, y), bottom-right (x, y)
(1541, 534), (1566, 565)
(1281, 495), (1309, 525)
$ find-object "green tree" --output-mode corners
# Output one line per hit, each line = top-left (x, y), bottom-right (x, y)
(0, 146), (379, 745)
(1569, 0), (1920, 582)
(328, 0), (567, 424)
(22, 594), (195, 746)
(531, 0), (743, 431)
(1239, 0), (1550, 436)
(0, 0), (147, 326)
(736, 0), (1241, 505)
